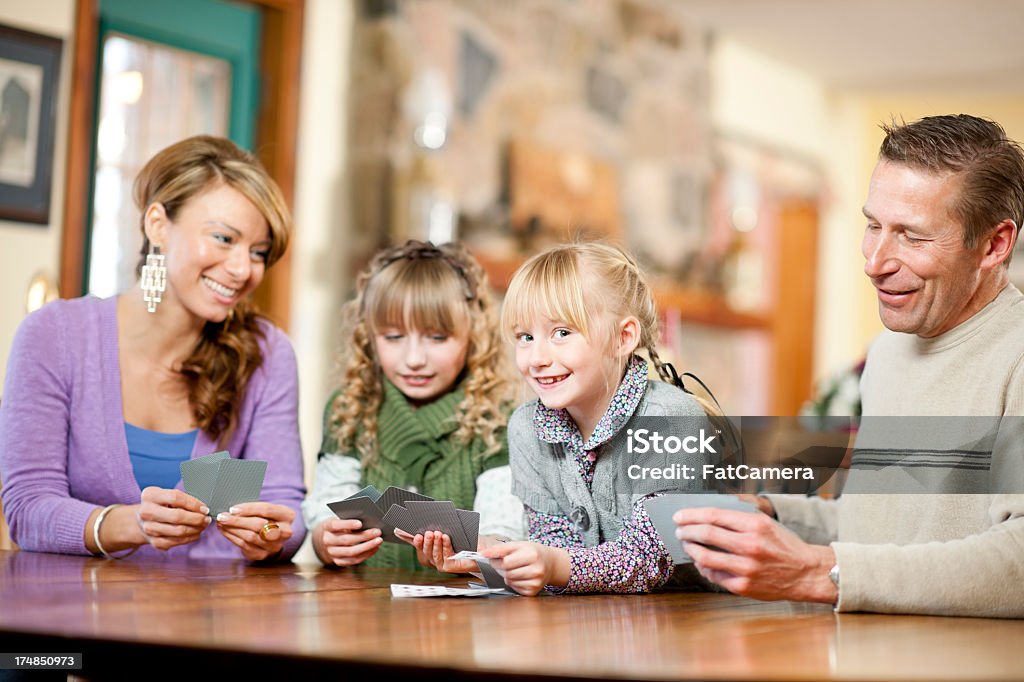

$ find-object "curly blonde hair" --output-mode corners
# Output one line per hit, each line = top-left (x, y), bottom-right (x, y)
(329, 241), (513, 466)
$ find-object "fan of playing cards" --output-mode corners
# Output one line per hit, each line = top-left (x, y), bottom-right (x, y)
(327, 486), (518, 597)
(180, 451), (267, 517)
(327, 485), (480, 552)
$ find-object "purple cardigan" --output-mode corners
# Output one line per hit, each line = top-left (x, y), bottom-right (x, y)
(0, 296), (306, 560)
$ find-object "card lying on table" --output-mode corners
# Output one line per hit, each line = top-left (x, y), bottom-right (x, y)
(390, 584), (507, 598)
(389, 550), (517, 597)
(643, 494), (758, 564)
(180, 451), (267, 517)
(327, 485), (480, 552)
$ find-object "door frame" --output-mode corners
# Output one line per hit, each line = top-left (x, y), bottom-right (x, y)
(59, 0), (303, 329)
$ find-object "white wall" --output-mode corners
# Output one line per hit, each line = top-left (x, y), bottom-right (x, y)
(0, 0), (75, 391)
(709, 37), (870, 383)
(289, 0), (354, 561)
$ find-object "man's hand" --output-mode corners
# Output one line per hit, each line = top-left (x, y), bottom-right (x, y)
(673, 506), (837, 604)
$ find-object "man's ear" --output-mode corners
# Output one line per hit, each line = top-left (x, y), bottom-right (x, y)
(143, 202), (169, 248)
(616, 316), (642, 358)
(981, 219), (1017, 270)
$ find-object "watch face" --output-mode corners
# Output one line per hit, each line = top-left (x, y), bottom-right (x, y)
(829, 564), (840, 587)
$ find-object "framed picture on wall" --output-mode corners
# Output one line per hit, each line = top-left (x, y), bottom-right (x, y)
(0, 24), (62, 224)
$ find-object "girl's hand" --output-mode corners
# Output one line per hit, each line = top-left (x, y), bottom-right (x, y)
(483, 541), (570, 596)
(136, 486), (211, 551)
(314, 518), (383, 567)
(216, 501), (295, 562)
(403, 530), (477, 574)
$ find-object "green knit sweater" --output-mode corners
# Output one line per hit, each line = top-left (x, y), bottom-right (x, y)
(320, 379), (508, 570)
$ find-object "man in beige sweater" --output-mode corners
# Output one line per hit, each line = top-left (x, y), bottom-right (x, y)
(674, 114), (1024, 617)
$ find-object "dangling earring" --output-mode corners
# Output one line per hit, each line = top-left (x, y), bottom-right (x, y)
(140, 245), (166, 313)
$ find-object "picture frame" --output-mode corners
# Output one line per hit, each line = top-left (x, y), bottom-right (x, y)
(0, 24), (62, 224)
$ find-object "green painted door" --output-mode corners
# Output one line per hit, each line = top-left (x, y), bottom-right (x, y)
(85, 0), (262, 296)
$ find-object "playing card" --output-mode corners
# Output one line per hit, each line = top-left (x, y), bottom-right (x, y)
(381, 504), (416, 535)
(327, 495), (397, 542)
(476, 560), (510, 590)
(207, 459), (267, 517)
(643, 494), (757, 564)
(390, 584), (506, 598)
(456, 509), (480, 552)
(447, 550), (513, 591)
(377, 486), (434, 511)
(348, 485), (383, 503)
(180, 451), (231, 505)
(404, 500), (473, 551)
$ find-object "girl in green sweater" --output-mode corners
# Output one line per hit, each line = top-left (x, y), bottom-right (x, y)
(303, 240), (523, 570)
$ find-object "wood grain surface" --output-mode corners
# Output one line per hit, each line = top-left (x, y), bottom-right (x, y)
(0, 550), (1020, 680)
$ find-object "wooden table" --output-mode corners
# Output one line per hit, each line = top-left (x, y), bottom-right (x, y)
(0, 549), (1021, 680)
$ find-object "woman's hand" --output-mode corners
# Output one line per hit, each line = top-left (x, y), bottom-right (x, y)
(135, 486), (212, 551)
(313, 518), (383, 567)
(215, 501), (295, 562)
(483, 541), (570, 596)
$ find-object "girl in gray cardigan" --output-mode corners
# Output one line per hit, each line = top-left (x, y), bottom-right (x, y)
(483, 243), (718, 595)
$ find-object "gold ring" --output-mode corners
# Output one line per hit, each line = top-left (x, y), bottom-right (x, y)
(259, 522), (280, 541)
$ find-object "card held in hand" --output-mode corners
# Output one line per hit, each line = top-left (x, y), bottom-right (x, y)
(643, 494), (757, 564)
(327, 494), (397, 542)
(329, 486), (438, 544)
(377, 486), (433, 511)
(403, 500), (475, 552)
(180, 451), (267, 517)
(327, 485), (480, 550)
(180, 451), (230, 507)
(208, 459), (267, 517)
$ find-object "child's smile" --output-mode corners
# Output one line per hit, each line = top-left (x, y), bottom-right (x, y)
(534, 373), (569, 387)
(515, 320), (623, 439)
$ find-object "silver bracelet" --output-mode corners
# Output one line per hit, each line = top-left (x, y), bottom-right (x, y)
(93, 504), (139, 559)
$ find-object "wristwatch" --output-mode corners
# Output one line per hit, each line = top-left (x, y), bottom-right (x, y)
(828, 563), (840, 588)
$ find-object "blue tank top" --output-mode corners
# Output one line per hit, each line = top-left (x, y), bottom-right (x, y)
(125, 422), (198, 490)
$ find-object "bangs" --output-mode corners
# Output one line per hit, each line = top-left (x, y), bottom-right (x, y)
(501, 248), (594, 338)
(364, 259), (469, 335)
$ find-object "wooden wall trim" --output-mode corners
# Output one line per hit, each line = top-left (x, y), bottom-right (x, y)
(771, 198), (819, 415)
(251, 0), (304, 331)
(59, 0), (99, 298)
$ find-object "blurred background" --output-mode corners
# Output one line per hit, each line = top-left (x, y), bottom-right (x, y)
(3, 0), (1024, 517)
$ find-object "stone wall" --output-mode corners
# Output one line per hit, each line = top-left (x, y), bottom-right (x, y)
(348, 0), (712, 273)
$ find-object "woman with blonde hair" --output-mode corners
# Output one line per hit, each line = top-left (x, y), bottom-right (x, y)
(303, 240), (523, 570)
(0, 135), (305, 561)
